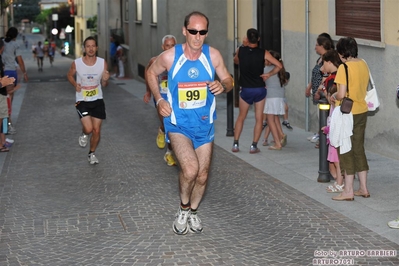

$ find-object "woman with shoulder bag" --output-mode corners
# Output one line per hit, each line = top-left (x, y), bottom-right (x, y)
(331, 37), (370, 201)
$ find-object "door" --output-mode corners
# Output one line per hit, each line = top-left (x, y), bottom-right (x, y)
(257, 0), (281, 53)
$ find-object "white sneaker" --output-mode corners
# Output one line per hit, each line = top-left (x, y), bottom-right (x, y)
(310, 134), (320, 143)
(172, 207), (190, 235)
(88, 153), (99, 164)
(307, 133), (317, 141)
(78, 133), (88, 147)
(5, 138), (14, 144)
(188, 212), (203, 233)
(388, 217), (399, 229)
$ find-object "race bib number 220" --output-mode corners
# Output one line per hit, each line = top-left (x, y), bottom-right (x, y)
(82, 87), (99, 100)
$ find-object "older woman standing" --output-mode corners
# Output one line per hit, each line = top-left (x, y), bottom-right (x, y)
(331, 37), (370, 201)
(305, 34), (335, 103)
(305, 33), (334, 144)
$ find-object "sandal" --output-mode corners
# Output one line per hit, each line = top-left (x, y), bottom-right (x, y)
(262, 139), (269, 146)
(354, 190), (370, 198)
(0, 146), (9, 152)
(332, 193), (354, 201)
(281, 134), (287, 147)
(268, 146), (282, 150)
(326, 182), (344, 193)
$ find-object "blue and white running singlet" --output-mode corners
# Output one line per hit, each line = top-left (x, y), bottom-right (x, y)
(165, 44), (216, 126)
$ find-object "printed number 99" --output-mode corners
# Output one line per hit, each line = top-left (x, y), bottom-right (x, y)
(186, 90), (200, 101)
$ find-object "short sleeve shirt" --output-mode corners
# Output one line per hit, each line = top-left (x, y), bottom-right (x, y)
(334, 60), (369, 114)
(2, 40), (21, 71)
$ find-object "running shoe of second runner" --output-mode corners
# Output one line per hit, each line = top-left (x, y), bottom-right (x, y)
(164, 152), (177, 166)
(156, 127), (166, 149)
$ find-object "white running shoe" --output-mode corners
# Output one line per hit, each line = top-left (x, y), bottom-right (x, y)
(88, 153), (99, 164)
(172, 207), (190, 235)
(188, 212), (203, 233)
(79, 133), (88, 147)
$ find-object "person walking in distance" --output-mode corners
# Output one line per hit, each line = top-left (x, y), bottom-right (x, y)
(109, 35), (118, 77)
(67, 36), (110, 164)
(2, 27), (28, 134)
(232, 28), (282, 153)
(147, 11), (233, 235)
(35, 41), (45, 71)
(115, 41), (125, 78)
(143, 34), (177, 166)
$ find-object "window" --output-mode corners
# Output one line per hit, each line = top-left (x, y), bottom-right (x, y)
(136, 0), (142, 21)
(336, 0), (380, 42)
(125, 0), (129, 21)
(151, 0), (157, 24)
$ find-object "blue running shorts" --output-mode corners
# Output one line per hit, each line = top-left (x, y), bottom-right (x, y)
(240, 87), (267, 105)
(4, 70), (18, 86)
(164, 121), (215, 149)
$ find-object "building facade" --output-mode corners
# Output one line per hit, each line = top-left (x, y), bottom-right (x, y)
(93, 0), (398, 159)
(72, 0), (97, 58)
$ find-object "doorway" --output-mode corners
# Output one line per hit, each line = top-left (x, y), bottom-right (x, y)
(257, 0), (281, 53)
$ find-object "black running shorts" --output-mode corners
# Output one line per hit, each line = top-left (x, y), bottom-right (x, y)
(75, 99), (106, 120)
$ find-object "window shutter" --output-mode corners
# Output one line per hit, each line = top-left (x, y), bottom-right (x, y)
(336, 0), (380, 42)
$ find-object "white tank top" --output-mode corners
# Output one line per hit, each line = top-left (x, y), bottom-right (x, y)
(75, 57), (104, 102)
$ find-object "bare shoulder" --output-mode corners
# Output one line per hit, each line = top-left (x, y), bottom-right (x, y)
(69, 61), (76, 71)
(157, 47), (176, 70)
(209, 46), (222, 57)
(209, 46), (224, 67)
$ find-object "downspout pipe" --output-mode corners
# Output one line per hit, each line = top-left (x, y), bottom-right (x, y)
(305, 0), (310, 131)
(234, 0), (238, 48)
(226, 0), (238, 137)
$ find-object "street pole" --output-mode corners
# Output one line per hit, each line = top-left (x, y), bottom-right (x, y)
(317, 98), (331, 183)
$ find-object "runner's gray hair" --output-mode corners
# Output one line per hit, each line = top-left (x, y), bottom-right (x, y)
(162, 35), (177, 45)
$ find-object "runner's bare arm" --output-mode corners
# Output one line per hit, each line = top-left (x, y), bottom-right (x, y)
(209, 47), (233, 95)
(67, 62), (81, 92)
(102, 61), (109, 87)
(147, 49), (174, 116)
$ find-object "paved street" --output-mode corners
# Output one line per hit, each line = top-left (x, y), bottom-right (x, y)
(0, 34), (398, 266)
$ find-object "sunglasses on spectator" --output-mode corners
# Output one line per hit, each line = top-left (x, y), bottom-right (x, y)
(186, 29), (208, 36)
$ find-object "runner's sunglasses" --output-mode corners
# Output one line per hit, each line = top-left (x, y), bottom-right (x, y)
(186, 29), (208, 36)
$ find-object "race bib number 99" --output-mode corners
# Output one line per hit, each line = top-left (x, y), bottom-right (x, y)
(178, 82), (207, 109)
